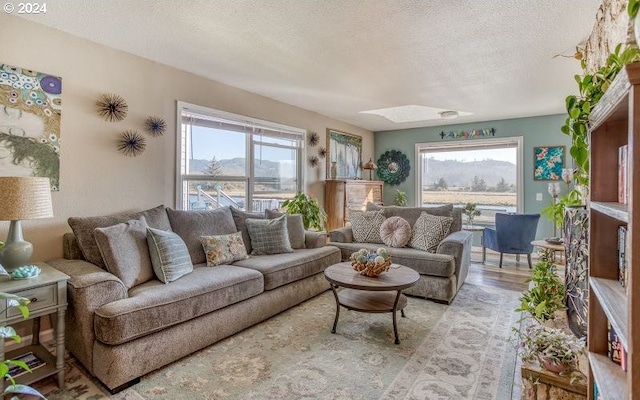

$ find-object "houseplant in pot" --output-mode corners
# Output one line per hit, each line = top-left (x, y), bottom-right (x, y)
(281, 192), (327, 231)
(516, 250), (566, 323)
(516, 322), (585, 375)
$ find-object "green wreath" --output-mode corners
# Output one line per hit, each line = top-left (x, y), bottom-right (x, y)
(376, 150), (410, 185)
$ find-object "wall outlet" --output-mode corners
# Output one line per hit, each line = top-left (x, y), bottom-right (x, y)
(536, 193), (543, 201)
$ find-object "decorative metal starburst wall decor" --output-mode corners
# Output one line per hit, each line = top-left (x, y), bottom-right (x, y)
(308, 131), (319, 147)
(318, 147), (327, 159)
(117, 130), (146, 157)
(308, 155), (319, 167)
(96, 93), (128, 122)
(145, 116), (167, 137)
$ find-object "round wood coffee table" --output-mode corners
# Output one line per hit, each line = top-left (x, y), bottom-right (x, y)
(324, 262), (419, 344)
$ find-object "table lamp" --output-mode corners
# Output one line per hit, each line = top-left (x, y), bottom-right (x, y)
(0, 177), (53, 272)
(362, 158), (378, 180)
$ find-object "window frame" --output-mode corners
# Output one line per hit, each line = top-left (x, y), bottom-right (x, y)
(414, 136), (524, 212)
(175, 101), (306, 210)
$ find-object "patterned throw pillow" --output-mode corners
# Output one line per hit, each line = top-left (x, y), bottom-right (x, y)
(350, 210), (385, 243)
(200, 232), (249, 266)
(147, 227), (193, 283)
(379, 216), (412, 248)
(246, 215), (294, 255)
(265, 209), (306, 249)
(409, 212), (453, 253)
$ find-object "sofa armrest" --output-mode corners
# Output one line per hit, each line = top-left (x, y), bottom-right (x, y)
(436, 230), (473, 289)
(47, 258), (127, 374)
(329, 227), (354, 243)
(304, 231), (327, 248)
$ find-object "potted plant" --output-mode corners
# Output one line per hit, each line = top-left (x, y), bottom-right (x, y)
(281, 192), (327, 231)
(515, 323), (585, 374)
(516, 251), (566, 323)
(462, 202), (481, 227)
(394, 189), (407, 207)
(0, 287), (46, 398)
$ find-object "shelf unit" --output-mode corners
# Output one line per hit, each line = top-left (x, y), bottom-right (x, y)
(587, 62), (640, 399)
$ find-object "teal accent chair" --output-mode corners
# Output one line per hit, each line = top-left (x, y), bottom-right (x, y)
(483, 213), (540, 268)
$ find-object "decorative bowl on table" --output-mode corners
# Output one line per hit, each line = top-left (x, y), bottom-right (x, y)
(11, 265), (41, 279)
(349, 248), (392, 277)
(544, 237), (564, 245)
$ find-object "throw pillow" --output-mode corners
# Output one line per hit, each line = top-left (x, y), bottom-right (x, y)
(146, 227), (193, 283)
(166, 207), (237, 265)
(68, 205), (170, 269)
(379, 216), (412, 248)
(350, 210), (385, 243)
(230, 207), (265, 254)
(93, 217), (153, 289)
(200, 232), (249, 266)
(246, 215), (293, 255)
(366, 202), (453, 227)
(409, 212), (453, 253)
(265, 209), (306, 249)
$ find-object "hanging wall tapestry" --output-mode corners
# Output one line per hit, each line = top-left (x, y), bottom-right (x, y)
(0, 64), (61, 190)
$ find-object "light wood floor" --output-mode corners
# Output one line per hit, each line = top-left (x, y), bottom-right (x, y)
(466, 248), (535, 292)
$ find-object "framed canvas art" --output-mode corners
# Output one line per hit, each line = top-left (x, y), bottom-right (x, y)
(533, 146), (564, 181)
(326, 128), (362, 179)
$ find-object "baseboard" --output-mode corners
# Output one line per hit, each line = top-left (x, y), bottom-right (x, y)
(5, 329), (54, 352)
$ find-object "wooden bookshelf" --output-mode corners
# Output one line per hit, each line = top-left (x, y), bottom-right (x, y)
(587, 62), (640, 399)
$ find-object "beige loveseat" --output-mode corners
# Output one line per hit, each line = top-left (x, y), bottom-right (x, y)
(329, 204), (472, 304)
(49, 205), (340, 392)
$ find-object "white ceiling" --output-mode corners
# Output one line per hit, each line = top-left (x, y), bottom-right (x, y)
(18, 0), (602, 131)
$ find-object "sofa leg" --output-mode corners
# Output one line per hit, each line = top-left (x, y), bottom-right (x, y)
(527, 253), (532, 269)
(108, 377), (141, 395)
(499, 253), (503, 268)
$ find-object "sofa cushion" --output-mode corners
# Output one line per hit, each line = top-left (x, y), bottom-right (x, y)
(410, 212), (453, 253)
(147, 227), (193, 283)
(350, 210), (385, 243)
(232, 246), (341, 290)
(330, 242), (455, 278)
(366, 202), (455, 228)
(230, 207), (265, 254)
(167, 207), (237, 265)
(94, 265), (264, 345)
(200, 232), (248, 266)
(246, 215), (293, 255)
(94, 217), (153, 289)
(68, 205), (171, 269)
(265, 209), (306, 249)
(379, 216), (412, 248)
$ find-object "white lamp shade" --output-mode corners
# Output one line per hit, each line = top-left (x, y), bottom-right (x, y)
(0, 177), (53, 221)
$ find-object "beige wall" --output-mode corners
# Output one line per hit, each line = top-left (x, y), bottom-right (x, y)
(0, 14), (373, 262)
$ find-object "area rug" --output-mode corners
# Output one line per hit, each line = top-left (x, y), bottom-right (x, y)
(32, 283), (520, 400)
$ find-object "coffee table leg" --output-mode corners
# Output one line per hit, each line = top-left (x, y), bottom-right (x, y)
(330, 284), (340, 334)
(392, 291), (402, 345)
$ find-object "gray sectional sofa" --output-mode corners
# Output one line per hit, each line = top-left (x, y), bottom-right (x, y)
(49, 205), (340, 392)
(329, 203), (472, 304)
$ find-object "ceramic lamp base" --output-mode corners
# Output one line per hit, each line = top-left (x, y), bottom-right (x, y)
(0, 220), (33, 272)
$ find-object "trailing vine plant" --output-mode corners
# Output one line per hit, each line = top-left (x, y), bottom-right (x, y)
(543, 41), (640, 229)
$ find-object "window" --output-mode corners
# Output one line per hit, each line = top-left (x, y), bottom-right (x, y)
(415, 137), (523, 224)
(177, 102), (305, 212)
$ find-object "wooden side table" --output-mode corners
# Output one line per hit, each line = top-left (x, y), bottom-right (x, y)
(531, 240), (566, 265)
(0, 263), (69, 391)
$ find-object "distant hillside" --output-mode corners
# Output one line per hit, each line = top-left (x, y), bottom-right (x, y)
(421, 158), (516, 188)
(190, 158), (286, 177)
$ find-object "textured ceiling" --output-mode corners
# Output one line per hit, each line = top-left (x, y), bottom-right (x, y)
(18, 0), (602, 131)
